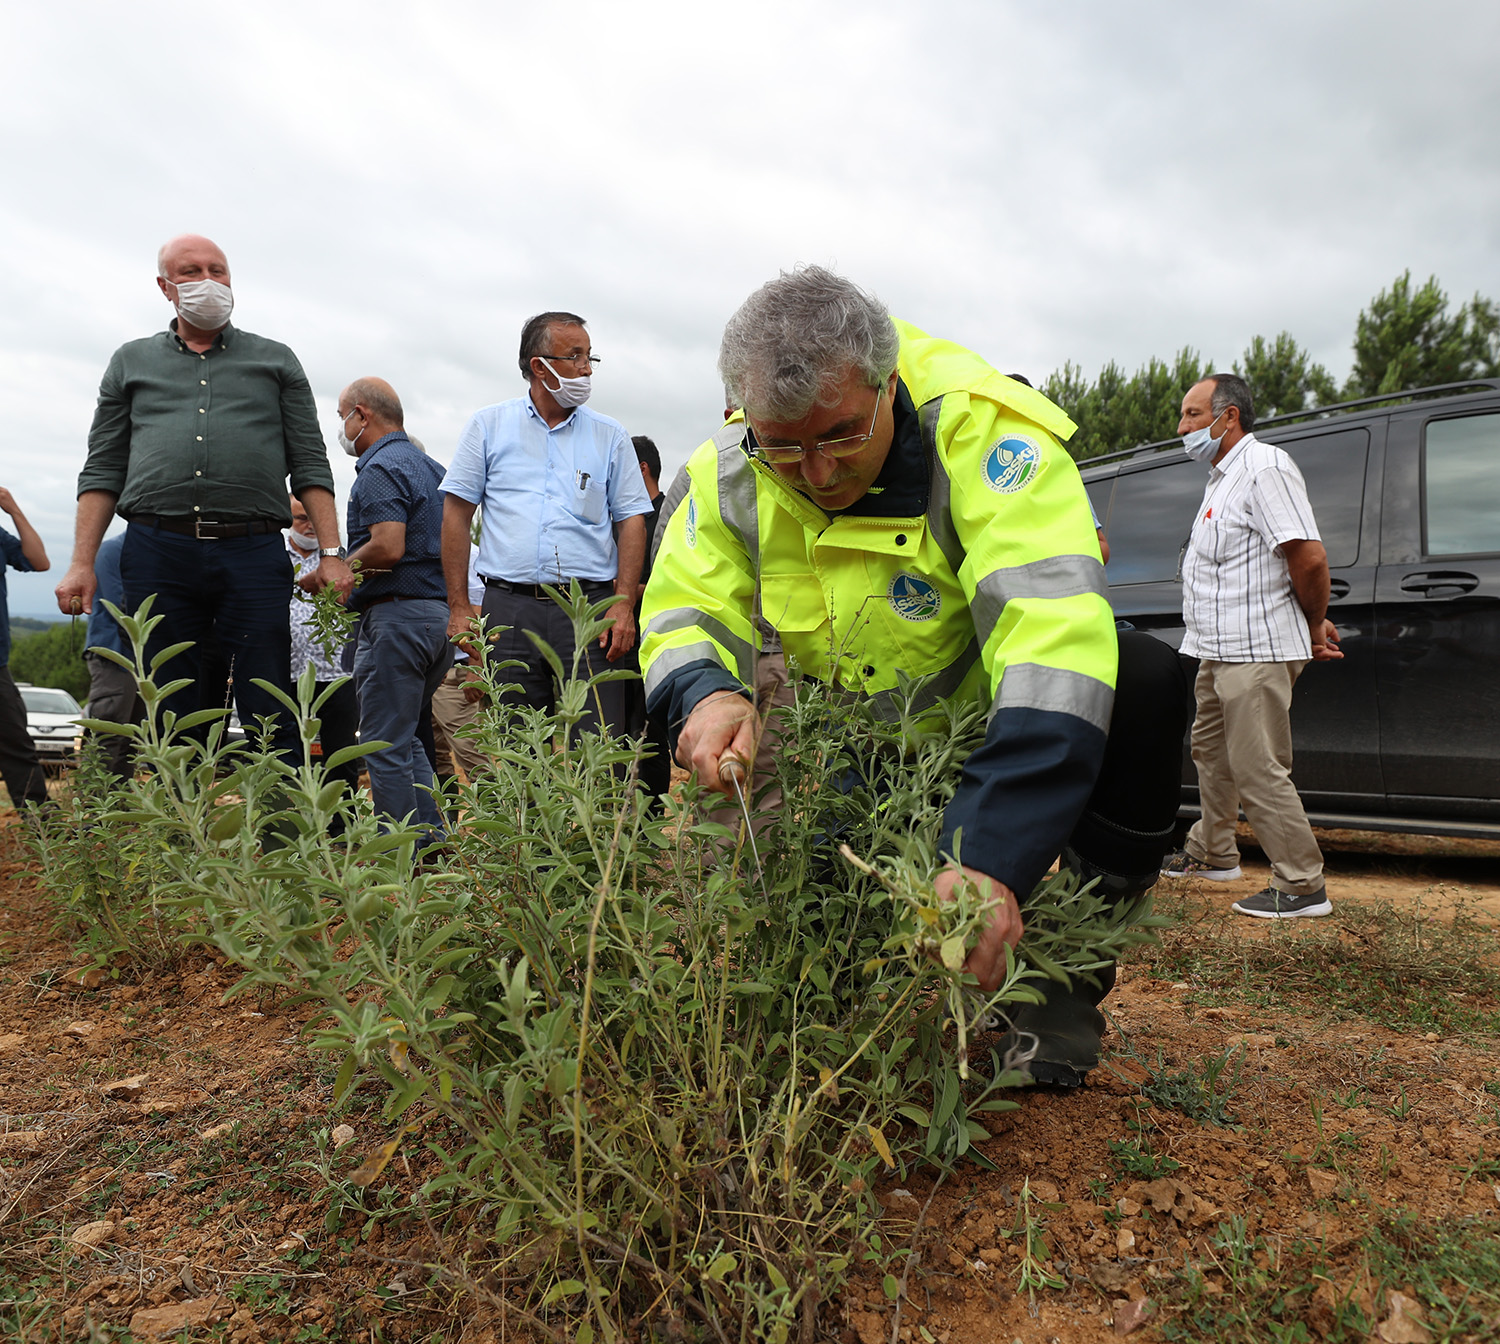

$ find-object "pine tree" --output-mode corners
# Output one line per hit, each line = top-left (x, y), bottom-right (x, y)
(1044, 347), (1207, 461)
(1345, 271), (1500, 397)
(1234, 332), (1338, 420)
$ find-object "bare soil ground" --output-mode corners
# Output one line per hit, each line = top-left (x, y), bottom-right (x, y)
(3, 818), (1498, 1344)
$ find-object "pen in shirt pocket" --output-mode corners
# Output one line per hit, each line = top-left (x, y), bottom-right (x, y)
(576, 470), (592, 491)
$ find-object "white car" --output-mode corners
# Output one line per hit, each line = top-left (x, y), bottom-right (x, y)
(19, 683), (84, 770)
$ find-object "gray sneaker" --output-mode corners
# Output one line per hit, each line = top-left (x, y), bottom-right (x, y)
(1160, 849), (1243, 882)
(1231, 886), (1333, 919)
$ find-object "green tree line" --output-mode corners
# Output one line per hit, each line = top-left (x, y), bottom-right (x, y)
(11, 620), (89, 701)
(1046, 271), (1500, 461)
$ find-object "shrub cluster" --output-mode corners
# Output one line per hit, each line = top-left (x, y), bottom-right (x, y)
(29, 589), (1159, 1343)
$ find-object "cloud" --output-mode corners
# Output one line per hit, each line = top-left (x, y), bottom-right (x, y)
(1, 0), (1496, 615)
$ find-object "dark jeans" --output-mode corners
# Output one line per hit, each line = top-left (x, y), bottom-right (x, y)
(0, 665), (47, 808)
(84, 651), (144, 781)
(480, 582), (630, 740)
(352, 599), (454, 831)
(120, 524), (297, 756)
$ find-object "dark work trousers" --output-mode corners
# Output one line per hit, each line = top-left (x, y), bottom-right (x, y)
(84, 651), (145, 782)
(1000, 628), (1191, 1082)
(480, 581), (630, 742)
(0, 666), (48, 808)
(120, 524), (298, 758)
(315, 676), (361, 796)
(1065, 630), (1191, 884)
(621, 646), (672, 810)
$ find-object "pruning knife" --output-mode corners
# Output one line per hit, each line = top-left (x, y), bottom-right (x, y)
(718, 755), (769, 900)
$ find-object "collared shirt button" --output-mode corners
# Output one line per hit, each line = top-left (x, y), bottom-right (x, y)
(200, 379), (206, 385)
(195, 470), (202, 477)
(198, 408), (206, 414)
(193, 505), (201, 512)
(196, 435), (203, 441)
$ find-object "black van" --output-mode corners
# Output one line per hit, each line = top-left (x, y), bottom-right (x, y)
(1078, 380), (1500, 840)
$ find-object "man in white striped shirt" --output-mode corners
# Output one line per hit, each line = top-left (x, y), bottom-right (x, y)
(1160, 374), (1343, 918)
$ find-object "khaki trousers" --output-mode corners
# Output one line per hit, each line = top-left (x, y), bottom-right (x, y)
(431, 667), (488, 781)
(1186, 659), (1324, 895)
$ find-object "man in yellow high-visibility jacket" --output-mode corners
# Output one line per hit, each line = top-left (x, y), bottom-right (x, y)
(641, 266), (1187, 1085)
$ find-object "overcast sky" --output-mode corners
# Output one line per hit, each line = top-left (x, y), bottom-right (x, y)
(2, 0), (1496, 617)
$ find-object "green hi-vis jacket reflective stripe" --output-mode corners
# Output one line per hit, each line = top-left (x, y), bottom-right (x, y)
(641, 319), (1119, 897)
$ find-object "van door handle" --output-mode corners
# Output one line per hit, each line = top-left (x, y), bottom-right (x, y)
(1399, 570), (1479, 598)
(1329, 578), (1350, 600)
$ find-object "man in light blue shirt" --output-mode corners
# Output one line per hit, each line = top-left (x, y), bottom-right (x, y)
(440, 311), (651, 741)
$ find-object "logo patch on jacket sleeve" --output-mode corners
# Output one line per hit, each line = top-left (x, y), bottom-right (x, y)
(684, 495), (698, 549)
(888, 572), (941, 621)
(983, 435), (1044, 494)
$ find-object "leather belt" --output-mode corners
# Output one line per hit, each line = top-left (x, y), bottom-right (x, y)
(128, 515), (280, 540)
(362, 593), (441, 609)
(483, 576), (614, 601)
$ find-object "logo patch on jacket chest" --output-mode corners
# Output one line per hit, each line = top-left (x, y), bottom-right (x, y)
(888, 571), (941, 621)
(984, 435), (1043, 494)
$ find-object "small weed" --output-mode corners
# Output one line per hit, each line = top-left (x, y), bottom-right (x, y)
(1108, 1137), (1182, 1180)
(1132, 1046), (1242, 1127)
(1384, 1085), (1414, 1121)
(1010, 1178), (1066, 1308)
(1453, 1146), (1500, 1190)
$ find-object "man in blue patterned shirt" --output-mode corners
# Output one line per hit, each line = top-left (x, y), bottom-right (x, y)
(340, 378), (454, 836)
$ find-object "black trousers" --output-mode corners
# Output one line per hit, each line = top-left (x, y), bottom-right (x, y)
(1066, 629), (1191, 883)
(480, 582), (631, 741)
(621, 646), (672, 805)
(85, 651), (145, 781)
(0, 666), (47, 808)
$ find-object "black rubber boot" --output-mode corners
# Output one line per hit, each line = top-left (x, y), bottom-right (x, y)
(997, 844), (1159, 1088)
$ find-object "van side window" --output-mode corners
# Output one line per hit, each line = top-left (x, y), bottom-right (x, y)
(1099, 463), (1204, 585)
(1424, 413), (1500, 557)
(1279, 429), (1368, 568)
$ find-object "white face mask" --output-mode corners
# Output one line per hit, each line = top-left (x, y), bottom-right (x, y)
(538, 358), (592, 409)
(286, 527), (319, 551)
(337, 408), (363, 457)
(170, 277), (234, 330)
(1182, 408), (1229, 461)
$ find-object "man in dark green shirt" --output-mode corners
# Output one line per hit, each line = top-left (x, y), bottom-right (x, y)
(55, 235), (355, 755)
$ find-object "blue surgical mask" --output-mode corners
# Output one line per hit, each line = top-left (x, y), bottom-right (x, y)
(1182, 409), (1228, 461)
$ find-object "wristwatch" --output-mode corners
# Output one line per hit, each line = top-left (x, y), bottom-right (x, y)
(320, 546), (347, 559)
